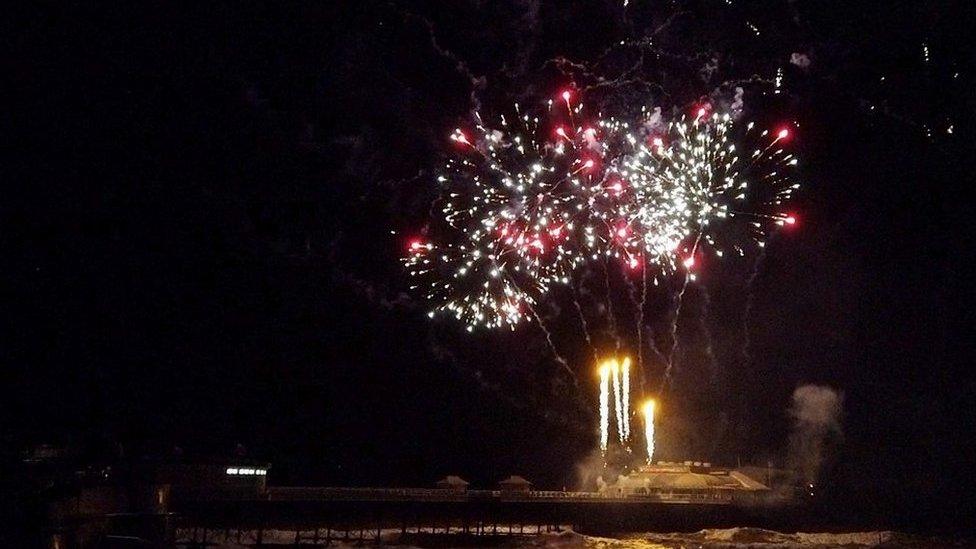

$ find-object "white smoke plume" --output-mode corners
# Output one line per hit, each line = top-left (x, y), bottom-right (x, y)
(641, 107), (665, 134)
(790, 52), (811, 69)
(730, 86), (745, 117)
(788, 384), (843, 485)
(582, 127), (602, 153)
(575, 449), (607, 491)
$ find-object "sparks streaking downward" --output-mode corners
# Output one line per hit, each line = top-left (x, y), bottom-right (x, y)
(404, 94), (801, 331)
(642, 399), (656, 464)
(599, 362), (611, 452)
(598, 357), (633, 453)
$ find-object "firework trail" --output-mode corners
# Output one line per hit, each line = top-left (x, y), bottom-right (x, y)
(618, 262), (646, 397)
(602, 259), (623, 353)
(523, 297), (576, 383)
(660, 261), (694, 392)
(637, 267), (647, 395)
(741, 246), (767, 367)
(571, 283), (600, 365)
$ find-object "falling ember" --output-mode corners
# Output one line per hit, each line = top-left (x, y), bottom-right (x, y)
(642, 399), (656, 464)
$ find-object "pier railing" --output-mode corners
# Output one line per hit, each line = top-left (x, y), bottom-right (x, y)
(267, 486), (734, 504)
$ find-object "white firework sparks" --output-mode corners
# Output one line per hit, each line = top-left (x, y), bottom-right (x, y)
(405, 94), (801, 330)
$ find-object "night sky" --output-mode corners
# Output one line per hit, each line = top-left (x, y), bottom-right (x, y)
(6, 0), (976, 532)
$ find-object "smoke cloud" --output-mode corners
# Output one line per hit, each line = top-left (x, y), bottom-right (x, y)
(790, 52), (812, 69)
(730, 86), (745, 117)
(788, 384), (843, 485)
(640, 107), (665, 134)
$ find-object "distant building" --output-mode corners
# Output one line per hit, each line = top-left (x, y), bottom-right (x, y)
(498, 475), (532, 493)
(153, 461), (271, 501)
(605, 463), (770, 503)
(436, 475), (470, 492)
(22, 443), (66, 463)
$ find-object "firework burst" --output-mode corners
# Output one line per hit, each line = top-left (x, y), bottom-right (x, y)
(606, 109), (801, 272)
(405, 95), (801, 331)
(405, 99), (622, 329)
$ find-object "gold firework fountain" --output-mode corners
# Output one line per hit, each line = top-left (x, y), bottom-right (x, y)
(642, 398), (656, 464)
(597, 356), (655, 464)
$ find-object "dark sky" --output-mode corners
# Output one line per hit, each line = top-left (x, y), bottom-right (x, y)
(6, 0), (976, 531)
